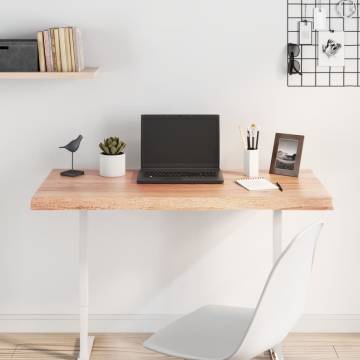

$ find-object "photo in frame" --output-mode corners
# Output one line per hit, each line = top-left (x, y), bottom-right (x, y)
(270, 133), (304, 177)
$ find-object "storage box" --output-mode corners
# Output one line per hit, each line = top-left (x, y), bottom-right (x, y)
(0, 39), (38, 72)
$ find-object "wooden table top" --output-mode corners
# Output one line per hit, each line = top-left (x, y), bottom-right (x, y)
(31, 170), (333, 211)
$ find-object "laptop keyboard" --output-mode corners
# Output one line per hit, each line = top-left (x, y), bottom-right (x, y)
(144, 170), (218, 178)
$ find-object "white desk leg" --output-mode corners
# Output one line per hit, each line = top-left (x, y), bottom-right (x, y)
(271, 210), (284, 360)
(78, 211), (95, 360)
(273, 210), (282, 263)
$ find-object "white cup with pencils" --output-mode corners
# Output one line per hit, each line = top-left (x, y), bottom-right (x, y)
(239, 124), (260, 177)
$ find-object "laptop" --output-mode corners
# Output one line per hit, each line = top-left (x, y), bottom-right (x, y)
(137, 114), (224, 184)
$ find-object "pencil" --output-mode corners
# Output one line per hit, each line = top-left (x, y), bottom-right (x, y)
(238, 126), (247, 150)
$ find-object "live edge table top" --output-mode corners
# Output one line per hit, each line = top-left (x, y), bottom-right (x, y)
(31, 170), (333, 211)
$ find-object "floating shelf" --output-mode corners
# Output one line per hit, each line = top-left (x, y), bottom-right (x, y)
(0, 67), (99, 79)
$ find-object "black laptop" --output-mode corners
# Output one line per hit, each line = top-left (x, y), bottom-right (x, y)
(137, 115), (224, 184)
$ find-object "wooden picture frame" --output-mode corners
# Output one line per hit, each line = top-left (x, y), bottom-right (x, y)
(270, 133), (304, 177)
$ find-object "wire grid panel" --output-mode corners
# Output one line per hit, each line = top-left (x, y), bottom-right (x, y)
(287, 0), (360, 87)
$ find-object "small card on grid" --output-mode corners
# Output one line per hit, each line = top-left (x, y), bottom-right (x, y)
(236, 177), (278, 191)
(313, 7), (327, 31)
(299, 21), (312, 44)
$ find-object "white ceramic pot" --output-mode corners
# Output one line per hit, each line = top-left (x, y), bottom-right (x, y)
(99, 153), (126, 177)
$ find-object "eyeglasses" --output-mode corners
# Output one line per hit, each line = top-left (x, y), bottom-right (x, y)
(288, 43), (302, 76)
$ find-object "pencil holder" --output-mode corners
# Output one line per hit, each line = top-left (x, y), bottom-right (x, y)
(244, 149), (259, 177)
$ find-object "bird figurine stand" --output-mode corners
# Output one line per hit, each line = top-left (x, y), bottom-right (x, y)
(59, 135), (85, 177)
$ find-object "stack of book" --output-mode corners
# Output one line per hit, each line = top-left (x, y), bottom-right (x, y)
(37, 27), (84, 72)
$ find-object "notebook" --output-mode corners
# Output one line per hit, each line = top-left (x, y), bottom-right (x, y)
(236, 177), (278, 191)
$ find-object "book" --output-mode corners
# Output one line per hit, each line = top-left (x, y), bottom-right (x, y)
(36, 32), (46, 72)
(73, 27), (85, 72)
(43, 30), (53, 72)
(64, 27), (72, 72)
(236, 177), (279, 191)
(53, 28), (62, 72)
(68, 27), (75, 72)
(58, 27), (68, 72)
(37, 26), (85, 73)
(49, 29), (58, 72)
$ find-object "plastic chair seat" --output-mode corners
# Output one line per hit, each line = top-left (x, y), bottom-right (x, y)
(144, 305), (255, 360)
(144, 223), (323, 360)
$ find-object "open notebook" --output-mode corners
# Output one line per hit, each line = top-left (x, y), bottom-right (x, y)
(236, 177), (278, 191)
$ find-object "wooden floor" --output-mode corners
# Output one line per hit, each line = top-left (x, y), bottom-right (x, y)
(0, 333), (359, 359)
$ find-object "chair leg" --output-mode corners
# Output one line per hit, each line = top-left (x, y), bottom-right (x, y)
(270, 344), (284, 360)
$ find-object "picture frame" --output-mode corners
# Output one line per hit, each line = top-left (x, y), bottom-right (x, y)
(270, 133), (304, 177)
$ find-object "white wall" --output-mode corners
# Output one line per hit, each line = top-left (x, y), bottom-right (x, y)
(1, 0), (360, 332)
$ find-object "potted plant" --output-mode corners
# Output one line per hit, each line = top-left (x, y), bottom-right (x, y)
(99, 137), (126, 177)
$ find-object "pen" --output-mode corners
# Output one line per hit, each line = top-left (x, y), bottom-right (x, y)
(247, 130), (250, 150)
(250, 124), (257, 150)
(276, 182), (283, 192)
(251, 128), (255, 150)
(255, 130), (259, 150)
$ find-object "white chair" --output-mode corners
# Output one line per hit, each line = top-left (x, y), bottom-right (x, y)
(144, 223), (323, 360)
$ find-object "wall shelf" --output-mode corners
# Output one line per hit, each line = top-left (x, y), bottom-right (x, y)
(0, 67), (99, 79)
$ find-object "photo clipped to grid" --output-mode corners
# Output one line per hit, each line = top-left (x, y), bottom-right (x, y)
(287, 0), (360, 87)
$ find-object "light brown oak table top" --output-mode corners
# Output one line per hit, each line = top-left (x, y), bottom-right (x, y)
(31, 169), (333, 211)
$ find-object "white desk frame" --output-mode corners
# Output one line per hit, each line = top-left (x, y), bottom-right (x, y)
(77, 209), (284, 360)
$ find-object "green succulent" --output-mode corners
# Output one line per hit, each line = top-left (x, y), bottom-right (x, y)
(99, 137), (126, 155)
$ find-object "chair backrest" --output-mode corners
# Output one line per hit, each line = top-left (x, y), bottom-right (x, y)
(237, 223), (323, 359)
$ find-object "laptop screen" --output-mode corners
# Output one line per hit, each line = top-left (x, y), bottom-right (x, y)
(141, 115), (220, 169)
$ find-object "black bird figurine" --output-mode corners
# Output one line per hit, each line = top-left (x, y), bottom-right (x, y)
(59, 135), (84, 177)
